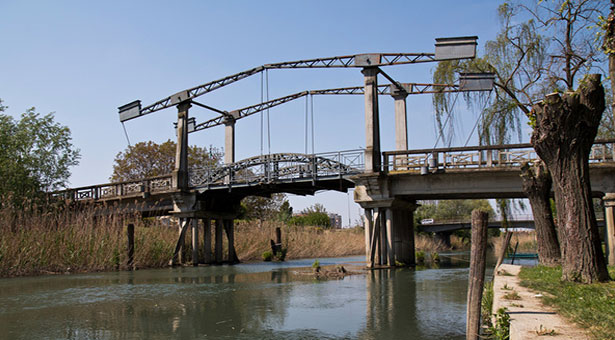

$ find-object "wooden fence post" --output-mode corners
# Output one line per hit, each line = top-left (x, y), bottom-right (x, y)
(466, 209), (488, 340)
(127, 223), (135, 270)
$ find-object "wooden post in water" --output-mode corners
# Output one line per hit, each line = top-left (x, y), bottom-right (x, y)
(191, 219), (199, 266)
(275, 227), (282, 247)
(126, 223), (135, 270)
(215, 219), (224, 264)
(466, 209), (488, 340)
(224, 219), (239, 263)
(203, 218), (212, 264)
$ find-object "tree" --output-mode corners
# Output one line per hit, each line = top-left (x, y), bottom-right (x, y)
(111, 139), (221, 182)
(520, 161), (560, 266)
(433, 1), (609, 281)
(415, 199), (496, 238)
(288, 203), (331, 228)
(277, 200), (293, 223)
(240, 193), (286, 223)
(530, 74), (609, 283)
(0, 100), (80, 206)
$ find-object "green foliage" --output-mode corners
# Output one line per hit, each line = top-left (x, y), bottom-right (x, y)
(486, 307), (510, 340)
(430, 252), (440, 263)
(240, 193), (286, 222)
(262, 251), (273, 262)
(275, 248), (287, 261)
(519, 266), (615, 340)
(0, 100), (80, 206)
(415, 199), (494, 225)
(287, 203), (331, 228)
(277, 200), (293, 223)
(415, 250), (425, 264)
(482, 280), (494, 329)
(111, 139), (221, 181)
(312, 259), (320, 269)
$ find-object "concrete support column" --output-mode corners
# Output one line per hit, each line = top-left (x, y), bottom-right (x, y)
(385, 209), (395, 266)
(191, 219), (199, 266)
(364, 209), (373, 263)
(379, 209), (387, 266)
(604, 193), (615, 266)
(392, 93), (409, 151)
(173, 101), (191, 190)
(224, 118), (235, 164)
(215, 219), (224, 264)
(362, 67), (381, 173)
(224, 219), (239, 263)
(391, 203), (417, 266)
(202, 218), (212, 264)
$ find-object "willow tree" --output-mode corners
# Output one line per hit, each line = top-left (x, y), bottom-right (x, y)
(433, 1), (609, 271)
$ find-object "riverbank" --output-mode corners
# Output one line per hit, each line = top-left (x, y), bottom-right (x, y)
(492, 264), (592, 340)
(0, 205), (468, 278)
(518, 266), (615, 340)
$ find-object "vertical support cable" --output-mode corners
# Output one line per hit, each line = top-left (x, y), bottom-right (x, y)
(311, 94), (315, 154)
(260, 72), (264, 156)
(305, 94), (309, 154)
(266, 69), (271, 155)
(121, 122), (131, 147)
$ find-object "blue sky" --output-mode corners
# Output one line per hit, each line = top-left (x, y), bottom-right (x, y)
(0, 0), (510, 225)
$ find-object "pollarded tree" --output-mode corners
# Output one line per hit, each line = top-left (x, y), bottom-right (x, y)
(110, 139), (221, 182)
(530, 74), (609, 283)
(433, 1), (609, 275)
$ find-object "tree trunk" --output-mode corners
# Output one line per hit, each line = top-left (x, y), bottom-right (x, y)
(530, 74), (609, 283)
(520, 161), (560, 266)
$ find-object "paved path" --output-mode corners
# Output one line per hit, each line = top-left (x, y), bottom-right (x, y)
(492, 264), (590, 340)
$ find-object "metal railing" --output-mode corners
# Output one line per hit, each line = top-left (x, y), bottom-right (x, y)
(383, 139), (615, 173)
(189, 150), (364, 188)
(55, 175), (173, 201)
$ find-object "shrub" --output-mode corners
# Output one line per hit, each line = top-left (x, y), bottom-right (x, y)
(262, 251), (273, 261)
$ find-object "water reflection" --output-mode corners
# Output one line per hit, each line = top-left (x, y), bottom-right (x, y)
(0, 255), (474, 339)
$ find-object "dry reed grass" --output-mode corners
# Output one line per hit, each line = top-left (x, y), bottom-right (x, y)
(491, 231), (537, 256)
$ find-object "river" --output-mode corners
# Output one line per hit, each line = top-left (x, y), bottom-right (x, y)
(0, 253), (486, 339)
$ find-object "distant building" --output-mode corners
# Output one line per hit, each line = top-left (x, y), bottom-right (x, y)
(328, 213), (342, 229)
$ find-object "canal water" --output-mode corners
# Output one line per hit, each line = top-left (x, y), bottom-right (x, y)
(0, 253), (484, 339)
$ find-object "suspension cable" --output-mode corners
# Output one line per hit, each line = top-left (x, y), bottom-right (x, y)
(260, 72), (264, 156)
(311, 94), (315, 154)
(305, 94), (309, 154)
(121, 122), (131, 147)
(266, 69), (271, 155)
(432, 91), (461, 149)
(463, 90), (493, 147)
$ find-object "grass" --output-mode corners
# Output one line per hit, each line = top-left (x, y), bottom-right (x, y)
(491, 231), (537, 257)
(519, 266), (615, 340)
(0, 205), (366, 277)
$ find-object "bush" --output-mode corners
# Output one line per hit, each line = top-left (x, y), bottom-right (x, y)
(262, 251), (273, 261)
(415, 250), (425, 264)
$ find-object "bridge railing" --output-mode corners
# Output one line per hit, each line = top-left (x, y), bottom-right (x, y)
(383, 139), (615, 173)
(189, 149), (364, 188)
(55, 175), (174, 201)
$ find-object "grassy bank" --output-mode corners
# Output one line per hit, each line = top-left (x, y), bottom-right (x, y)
(519, 266), (615, 340)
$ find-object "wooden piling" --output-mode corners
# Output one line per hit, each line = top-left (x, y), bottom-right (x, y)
(275, 227), (282, 246)
(466, 209), (489, 340)
(224, 219), (239, 263)
(215, 219), (224, 264)
(126, 223), (135, 270)
(369, 210), (381, 268)
(171, 219), (190, 266)
(203, 218), (212, 264)
(191, 219), (199, 266)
